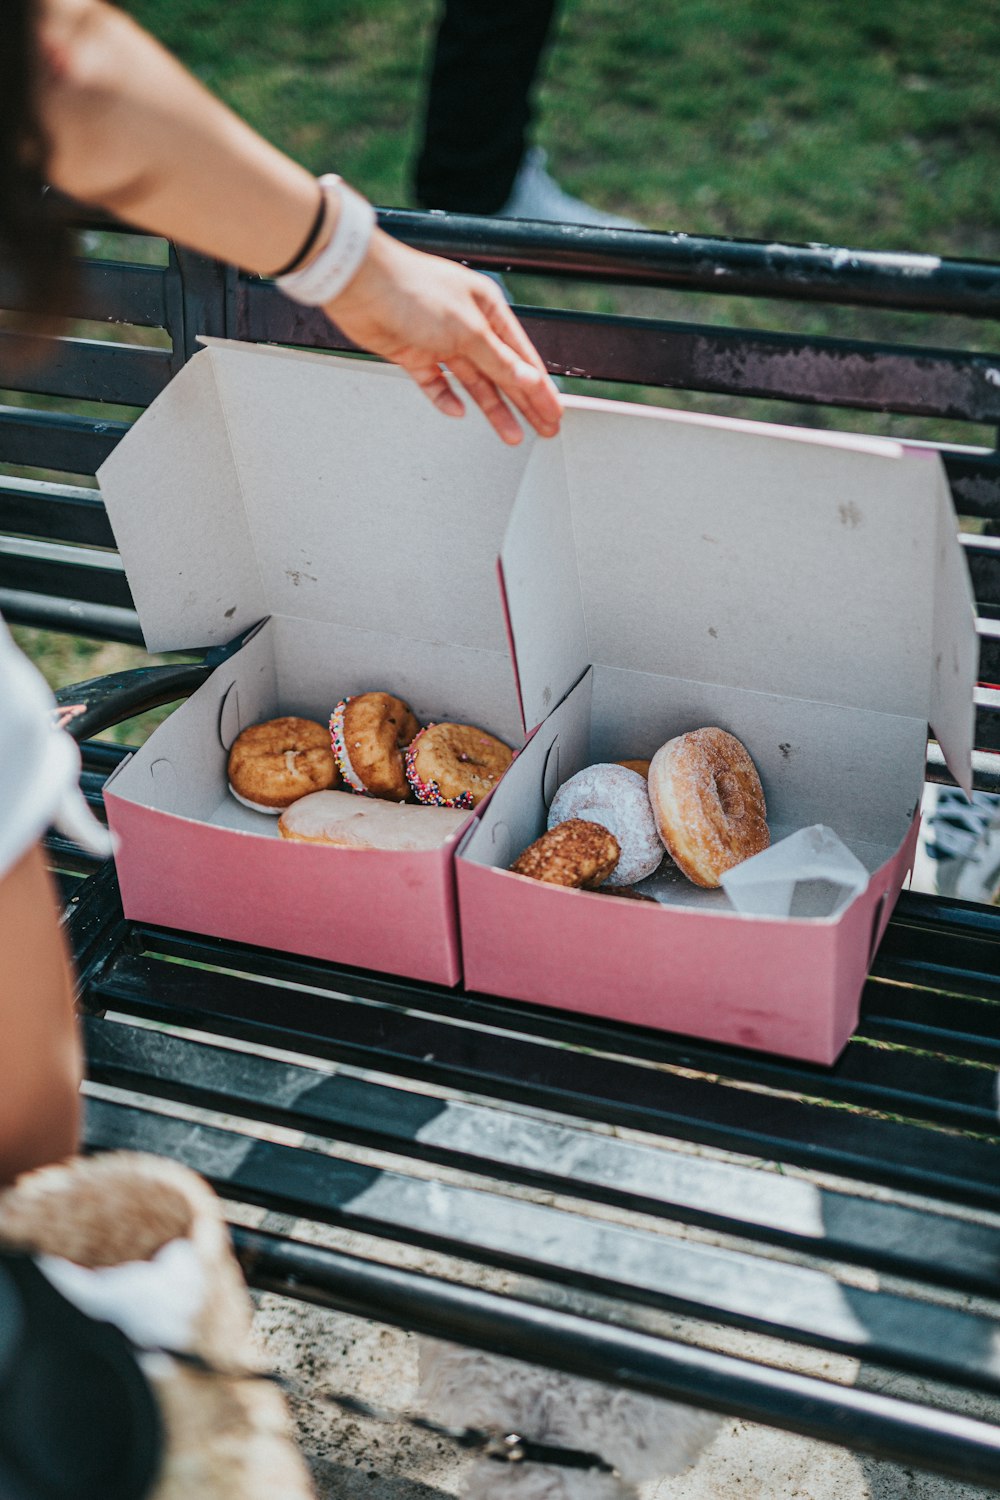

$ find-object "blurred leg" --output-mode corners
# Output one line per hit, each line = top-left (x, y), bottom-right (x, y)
(414, 0), (560, 213)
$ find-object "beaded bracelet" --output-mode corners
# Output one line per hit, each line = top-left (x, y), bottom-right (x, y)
(275, 174), (376, 306)
(270, 187), (327, 278)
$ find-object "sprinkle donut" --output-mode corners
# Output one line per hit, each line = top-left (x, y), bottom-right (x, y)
(330, 692), (420, 802)
(405, 722), (514, 809)
(227, 716), (338, 813)
(548, 763), (664, 887)
(510, 819), (620, 889)
(647, 727), (769, 888)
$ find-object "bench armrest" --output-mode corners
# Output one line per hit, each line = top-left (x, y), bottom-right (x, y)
(53, 662), (212, 742)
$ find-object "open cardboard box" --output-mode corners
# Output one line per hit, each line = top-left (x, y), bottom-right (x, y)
(456, 401), (978, 1063)
(96, 339), (532, 984)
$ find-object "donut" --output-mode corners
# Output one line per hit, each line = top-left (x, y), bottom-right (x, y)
(405, 722), (514, 809)
(510, 819), (620, 889)
(548, 763), (664, 887)
(227, 716), (338, 813)
(278, 790), (470, 850)
(617, 758), (651, 778)
(330, 692), (420, 802)
(600, 886), (657, 903)
(647, 727), (769, 888)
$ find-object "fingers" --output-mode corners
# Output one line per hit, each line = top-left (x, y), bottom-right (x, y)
(453, 301), (561, 440)
(446, 355), (526, 446)
(407, 363), (465, 420)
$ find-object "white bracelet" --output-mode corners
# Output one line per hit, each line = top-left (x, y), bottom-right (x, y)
(275, 174), (376, 306)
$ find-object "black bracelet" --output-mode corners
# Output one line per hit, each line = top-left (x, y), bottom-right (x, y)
(269, 186), (327, 278)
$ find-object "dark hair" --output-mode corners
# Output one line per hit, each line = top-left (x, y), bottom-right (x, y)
(1, 0), (74, 319)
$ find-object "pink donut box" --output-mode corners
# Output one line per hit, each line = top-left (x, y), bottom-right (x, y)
(456, 399), (975, 1064)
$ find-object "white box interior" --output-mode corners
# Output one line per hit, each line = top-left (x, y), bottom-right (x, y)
(501, 401), (976, 781)
(461, 668), (923, 919)
(465, 396), (977, 920)
(98, 340), (535, 840)
(108, 614), (526, 841)
(98, 339), (537, 654)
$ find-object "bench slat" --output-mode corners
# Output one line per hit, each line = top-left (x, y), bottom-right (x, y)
(84, 1013), (1000, 1299)
(240, 280), (1000, 423)
(946, 451), (1000, 520)
(0, 331), (174, 407)
(99, 916), (1000, 1102)
(0, 586), (141, 641)
(0, 476), (116, 548)
(0, 404), (129, 473)
(378, 210), (1000, 318)
(0, 550), (132, 609)
(88, 941), (1000, 1214)
(83, 1093), (1000, 1398)
(0, 260), (171, 328)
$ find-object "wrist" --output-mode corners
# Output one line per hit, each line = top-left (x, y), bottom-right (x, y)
(275, 175), (376, 306)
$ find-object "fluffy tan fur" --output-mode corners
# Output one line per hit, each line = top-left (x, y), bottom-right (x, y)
(0, 1151), (315, 1500)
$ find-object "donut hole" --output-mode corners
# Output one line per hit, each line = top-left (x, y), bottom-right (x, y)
(715, 770), (745, 821)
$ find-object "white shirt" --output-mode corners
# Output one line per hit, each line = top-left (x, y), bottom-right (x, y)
(0, 620), (114, 880)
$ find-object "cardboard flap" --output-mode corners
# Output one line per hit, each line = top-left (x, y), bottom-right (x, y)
(499, 438), (587, 731)
(502, 396), (973, 727)
(99, 340), (533, 654)
(930, 464), (979, 793)
(97, 350), (264, 651)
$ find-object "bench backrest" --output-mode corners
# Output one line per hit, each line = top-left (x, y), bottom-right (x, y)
(3, 212), (1000, 782)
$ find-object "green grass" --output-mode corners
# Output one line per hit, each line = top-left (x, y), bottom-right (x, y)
(117, 0), (1000, 427)
(120, 0), (1000, 254)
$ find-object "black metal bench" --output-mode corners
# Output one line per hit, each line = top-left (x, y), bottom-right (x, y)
(8, 212), (1000, 1490)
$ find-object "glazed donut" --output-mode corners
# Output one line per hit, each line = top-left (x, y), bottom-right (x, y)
(405, 722), (514, 809)
(548, 763), (664, 887)
(227, 717), (338, 813)
(510, 819), (620, 889)
(278, 790), (470, 849)
(330, 692), (420, 802)
(647, 727), (769, 888)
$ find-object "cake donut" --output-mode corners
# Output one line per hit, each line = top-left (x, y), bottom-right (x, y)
(617, 758), (651, 779)
(227, 716), (338, 813)
(405, 722), (514, 809)
(647, 727), (769, 888)
(330, 692), (420, 802)
(510, 819), (620, 889)
(548, 763), (664, 887)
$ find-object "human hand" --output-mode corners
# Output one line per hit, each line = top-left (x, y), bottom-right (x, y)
(324, 230), (562, 445)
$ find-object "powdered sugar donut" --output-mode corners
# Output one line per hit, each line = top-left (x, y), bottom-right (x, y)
(548, 764), (664, 887)
(648, 727), (769, 888)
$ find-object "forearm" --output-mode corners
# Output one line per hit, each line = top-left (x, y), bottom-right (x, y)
(0, 844), (81, 1185)
(36, 0), (320, 276)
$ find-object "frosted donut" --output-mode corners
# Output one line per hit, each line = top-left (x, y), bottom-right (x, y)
(510, 820), (620, 889)
(330, 692), (420, 802)
(647, 727), (769, 888)
(405, 722), (514, 809)
(227, 717), (337, 813)
(278, 790), (470, 850)
(548, 763), (664, 887)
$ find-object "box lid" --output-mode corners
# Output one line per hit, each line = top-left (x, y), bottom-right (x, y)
(97, 339), (535, 657)
(499, 397), (977, 791)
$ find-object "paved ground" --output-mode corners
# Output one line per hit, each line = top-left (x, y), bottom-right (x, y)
(247, 1211), (999, 1500)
